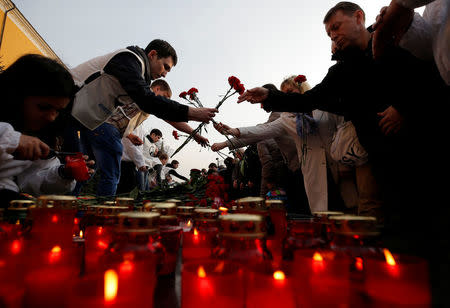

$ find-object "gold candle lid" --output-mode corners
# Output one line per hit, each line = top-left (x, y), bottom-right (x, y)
(329, 215), (378, 236)
(265, 199), (284, 210)
(9, 200), (35, 208)
(149, 202), (177, 215)
(194, 208), (219, 221)
(177, 206), (195, 215)
(166, 199), (183, 206)
(36, 195), (78, 209)
(313, 211), (344, 217)
(89, 205), (130, 216)
(219, 213), (266, 238)
(115, 197), (134, 209)
(236, 197), (267, 212)
(117, 212), (160, 233)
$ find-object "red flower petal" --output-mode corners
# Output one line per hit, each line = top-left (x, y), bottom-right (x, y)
(294, 75), (307, 83)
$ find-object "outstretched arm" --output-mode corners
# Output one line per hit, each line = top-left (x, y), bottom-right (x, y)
(166, 120), (209, 146)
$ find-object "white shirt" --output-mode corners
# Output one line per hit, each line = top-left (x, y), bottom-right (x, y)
(0, 122), (75, 195)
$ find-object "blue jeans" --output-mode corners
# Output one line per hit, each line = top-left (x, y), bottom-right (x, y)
(80, 123), (123, 196)
(136, 169), (149, 191)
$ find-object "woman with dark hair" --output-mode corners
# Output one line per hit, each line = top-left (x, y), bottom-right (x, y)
(0, 54), (89, 204)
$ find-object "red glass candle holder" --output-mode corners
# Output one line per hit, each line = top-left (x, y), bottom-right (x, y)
(182, 226), (219, 262)
(84, 225), (114, 274)
(214, 214), (272, 269)
(65, 153), (90, 182)
(158, 225), (182, 276)
(364, 252), (431, 306)
(282, 217), (325, 261)
(0, 238), (27, 308)
(182, 259), (245, 308)
(67, 259), (157, 308)
(245, 262), (296, 308)
(293, 249), (352, 308)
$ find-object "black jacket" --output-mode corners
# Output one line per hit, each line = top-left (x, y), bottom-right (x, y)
(103, 46), (189, 122)
(262, 40), (445, 158)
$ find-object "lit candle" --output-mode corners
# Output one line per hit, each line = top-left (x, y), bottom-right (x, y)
(182, 260), (245, 308)
(365, 250), (431, 306)
(293, 249), (351, 307)
(246, 266), (296, 308)
(104, 269), (118, 303)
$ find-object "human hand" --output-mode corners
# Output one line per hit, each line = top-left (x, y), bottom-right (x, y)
(372, 0), (414, 59)
(154, 148), (159, 155)
(64, 154), (95, 181)
(126, 133), (144, 145)
(237, 87), (269, 104)
(211, 142), (227, 152)
(377, 106), (404, 135)
(193, 134), (209, 147)
(13, 135), (50, 160)
(213, 122), (240, 137)
(188, 107), (218, 123)
(138, 166), (148, 172)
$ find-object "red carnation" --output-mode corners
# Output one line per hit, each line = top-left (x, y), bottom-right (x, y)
(187, 88), (198, 95)
(172, 130), (179, 140)
(228, 76), (241, 88)
(294, 75), (307, 84)
(179, 91), (187, 98)
(235, 83), (245, 95)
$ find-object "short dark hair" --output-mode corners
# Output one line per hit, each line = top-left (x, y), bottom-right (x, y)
(208, 163), (217, 169)
(144, 39), (178, 66)
(323, 2), (364, 23)
(150, 128), (162, 137)
(0, 54), (75, 143)
(151, 79), (172, 97)
(171, 160), (179, 165)
(158, 152), (168, 160)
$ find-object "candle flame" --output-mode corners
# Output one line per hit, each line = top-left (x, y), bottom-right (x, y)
(119, 260), (134, 273)
(49, 246), (62, 263)
(51, 215), (59, 223)
(219, 207), (228, 212)
(79, 230), (84, 238)
(383, 249), (396, 266)
(313, 252), (323, 262)
(104, 269), (118, 302)
(77, 130), (81, 140)
(187, 220), (192, 227)
(97, 240), (108, 250)
(15, 220), (20, 225)
(355, 257), (364, 271)
(193, 228), (199, 236)
(197, 266), (206, 278)
(11, 240), (21, 254)
(51, 246), (61, 253)
(97, 226), (103, 235)
(273, 270), (286, 280)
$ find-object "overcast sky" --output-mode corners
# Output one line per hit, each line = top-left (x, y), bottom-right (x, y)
(17, 0), (424, 178)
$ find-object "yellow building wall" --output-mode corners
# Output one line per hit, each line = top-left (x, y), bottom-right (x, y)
(0, 10), (44, 68)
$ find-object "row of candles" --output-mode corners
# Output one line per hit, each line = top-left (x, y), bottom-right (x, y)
(0, 196), (431, 307)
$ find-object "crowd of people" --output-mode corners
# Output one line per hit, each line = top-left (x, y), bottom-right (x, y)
(0, 0), (448, 305)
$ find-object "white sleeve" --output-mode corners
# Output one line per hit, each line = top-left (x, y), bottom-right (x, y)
(399, 12), (434, 60)
(395, 0), (435, 9)
(226, 118), (285, 150)
(17, 158), (76, 195)
(122, 136), (146, 168)
(0, 122), (21, 155)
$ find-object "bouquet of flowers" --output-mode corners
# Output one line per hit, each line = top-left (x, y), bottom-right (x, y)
(170, 76), (246, 158)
